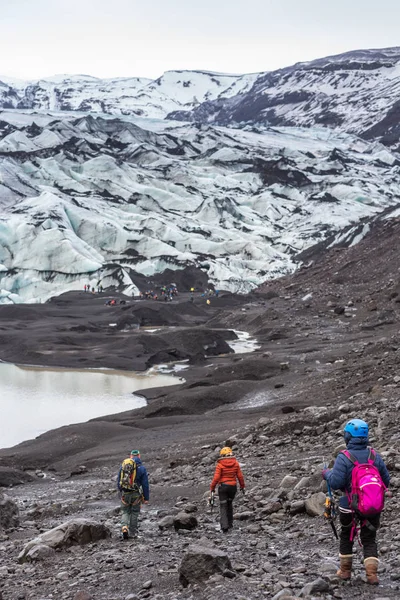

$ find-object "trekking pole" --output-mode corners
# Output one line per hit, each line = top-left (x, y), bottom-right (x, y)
(323, 461), (338, 540)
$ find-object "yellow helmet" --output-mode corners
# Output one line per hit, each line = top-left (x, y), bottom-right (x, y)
(220, 446), (233, 456)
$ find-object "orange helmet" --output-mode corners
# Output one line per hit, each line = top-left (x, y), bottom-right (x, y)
(220, 447), (233, 457)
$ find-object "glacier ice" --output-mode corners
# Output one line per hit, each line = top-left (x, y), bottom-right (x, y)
(0, 111), (399, 303)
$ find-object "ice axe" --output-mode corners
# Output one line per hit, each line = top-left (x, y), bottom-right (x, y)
(323, 461), (338, 540)
(209, 491), (215, 513)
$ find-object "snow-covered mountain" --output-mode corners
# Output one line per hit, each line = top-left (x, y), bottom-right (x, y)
(168, 48), (400, 148)
(3, 48), (400, 146)
(0, 71), (260, 120)
(0, 110), (399, 304)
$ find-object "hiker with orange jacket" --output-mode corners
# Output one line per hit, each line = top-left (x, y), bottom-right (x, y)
(210, 446), (245, 533)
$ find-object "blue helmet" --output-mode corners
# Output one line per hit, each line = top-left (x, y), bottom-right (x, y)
(344, 419), (369, 438)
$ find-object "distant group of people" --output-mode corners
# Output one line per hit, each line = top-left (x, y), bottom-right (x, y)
(84, 284), (103, 293)
(117, 418), (390, 587)
(138, 284), (179, 302)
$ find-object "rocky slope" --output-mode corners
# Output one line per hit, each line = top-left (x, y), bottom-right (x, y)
(169, 47), (400, 149)
(1, 109), (400, 304)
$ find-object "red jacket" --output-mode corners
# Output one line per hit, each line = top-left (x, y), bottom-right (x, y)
(210, 457), (245, 491)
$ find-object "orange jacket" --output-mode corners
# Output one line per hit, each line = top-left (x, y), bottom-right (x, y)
(210, 457), (245, 491)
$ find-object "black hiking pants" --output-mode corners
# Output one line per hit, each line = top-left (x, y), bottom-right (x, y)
(339, 509), (381, 558)
(218, 484), (236, 531)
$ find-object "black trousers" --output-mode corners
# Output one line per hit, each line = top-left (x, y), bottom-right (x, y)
(218, 484), (237, 531)
(339, 509), (381, 558)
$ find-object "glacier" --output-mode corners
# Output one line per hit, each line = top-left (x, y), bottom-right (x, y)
(0, 109), (400, 303)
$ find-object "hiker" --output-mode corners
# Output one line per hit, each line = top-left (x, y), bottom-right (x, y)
(210, 447), (245, 533)
(322, 419), (390, 584)
(117, 449), (149, 540)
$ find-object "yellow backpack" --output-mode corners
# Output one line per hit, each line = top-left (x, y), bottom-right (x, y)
(119, 458), (137, 490)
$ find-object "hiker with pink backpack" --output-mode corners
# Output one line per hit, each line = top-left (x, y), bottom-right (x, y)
(322, 418), (390, 585)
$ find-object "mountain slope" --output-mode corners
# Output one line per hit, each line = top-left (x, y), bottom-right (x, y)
(0, 111), (399, 303)
(167, 48), (400, 148)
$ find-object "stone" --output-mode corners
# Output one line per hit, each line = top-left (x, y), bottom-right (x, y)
(179, 544), (233, 587)
(73, 592), (93, 600)
(142, 581), (152, 590)
(18, 518), (111, 563)
(158, 515), (175, 529)
(235, 511), (253, 521)
(279, 475), (298, 489)
(23, 543), (55, 562)
(259, 501), (282, 516)
(299, 577), (330, 597)
(0, 493), (19, 530)
(305, 493), (326, 517)
(271, 590), (295, 600)
(173, 512), (198, 531)
(182, 503), (197, 513)
(289, 500), (306, 515)
(294, 477), (310, 490)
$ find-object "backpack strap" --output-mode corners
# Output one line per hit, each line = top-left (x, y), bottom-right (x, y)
(367, 447), (376, 465)
(342, 450), (359, 466)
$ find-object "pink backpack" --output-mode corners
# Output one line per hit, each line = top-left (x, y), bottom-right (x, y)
(342, 448), (386, 516)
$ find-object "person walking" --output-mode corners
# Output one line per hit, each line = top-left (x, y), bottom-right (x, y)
(322, 419), (390, 584)
(210, 447), (245, 533)
(117, 449), (149, 540)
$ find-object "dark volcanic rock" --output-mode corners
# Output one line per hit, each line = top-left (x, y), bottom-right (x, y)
(0, 492), (19, 529)
(173, 511), (198, 531)
(18, 518), (111, 563)
(179, 544), (233, 587)
(0, 467), (34, 487)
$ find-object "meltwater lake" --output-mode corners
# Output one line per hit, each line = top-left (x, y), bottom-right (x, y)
(0, 362), (180, 449)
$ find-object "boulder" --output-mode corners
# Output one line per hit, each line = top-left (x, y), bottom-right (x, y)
(0, 492), (19, 529)
(305, 492), (326, 517)
(18, 518), (111, 563)
(173, 512), (198, 531)
(0, 467), (34, 487)
(179, 544), (233, 587)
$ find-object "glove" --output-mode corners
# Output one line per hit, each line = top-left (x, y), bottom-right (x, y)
(241, 488), (245, 495)
(321, 469), (329, 480)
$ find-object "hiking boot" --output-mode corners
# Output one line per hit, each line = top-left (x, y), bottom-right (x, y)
(337, 554), (353, 580)
(364, 557), (379, 585)
(121, 526), (129, 540)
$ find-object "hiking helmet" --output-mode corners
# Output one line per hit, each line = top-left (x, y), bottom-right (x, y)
(220, 447), (233, 456)
(344, 419), (369, 438)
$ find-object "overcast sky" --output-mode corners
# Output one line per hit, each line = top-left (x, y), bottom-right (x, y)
(2, 0), (400, 80)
